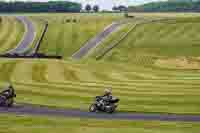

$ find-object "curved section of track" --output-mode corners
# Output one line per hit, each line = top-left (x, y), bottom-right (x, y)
(71, 22), (123, 59)
(6, 16), (35, 54)
(0, 104), (200, 122)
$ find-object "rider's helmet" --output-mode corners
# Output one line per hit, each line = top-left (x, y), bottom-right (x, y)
(8, 84), (12, 88)
(104, 88), (112, 95)
(7, 83), (14, 93)
(7, 83), (13, 89)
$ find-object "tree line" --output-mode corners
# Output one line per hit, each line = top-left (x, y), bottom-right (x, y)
(84, 4), (99, 12)
(128, 1), (200, 12)
(0, 1), (81, 12)
(84, 4), (128, 12)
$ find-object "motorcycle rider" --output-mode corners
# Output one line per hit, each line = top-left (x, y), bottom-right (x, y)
(89, 87), (119, 113)
(0, 84), (15, 99)
(101, 88), (113, 105)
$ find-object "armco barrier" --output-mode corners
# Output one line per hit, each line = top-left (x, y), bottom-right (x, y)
(0, 53), (62, 59)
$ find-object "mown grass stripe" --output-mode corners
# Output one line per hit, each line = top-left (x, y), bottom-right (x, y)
(32, 62), (47, 82)
(0, 61), (17, 81)
(0, 17), (24, 53)
(12, 81), (200, 96)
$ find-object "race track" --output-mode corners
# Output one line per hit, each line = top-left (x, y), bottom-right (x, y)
(72, 22), (123, 59)
(1, 104), (200, 122)
(6, 16), (35, 54)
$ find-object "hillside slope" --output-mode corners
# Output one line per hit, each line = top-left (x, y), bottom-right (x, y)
(129, 0), (200, 12)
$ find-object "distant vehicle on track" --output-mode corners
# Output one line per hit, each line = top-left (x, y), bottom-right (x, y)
(0, 84), (16, 107)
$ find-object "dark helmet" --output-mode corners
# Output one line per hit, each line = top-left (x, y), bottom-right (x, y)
(8, 84), (13, 89)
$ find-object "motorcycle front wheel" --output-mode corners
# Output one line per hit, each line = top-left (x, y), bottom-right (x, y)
(0, 96), (5, 106)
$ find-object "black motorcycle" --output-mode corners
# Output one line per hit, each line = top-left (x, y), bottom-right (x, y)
(0, 87), (16, 107)
(89, 96), (119, 113)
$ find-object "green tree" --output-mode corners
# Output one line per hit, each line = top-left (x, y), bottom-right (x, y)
(85, 4), (91, 12)
(93, 5), (99, 12)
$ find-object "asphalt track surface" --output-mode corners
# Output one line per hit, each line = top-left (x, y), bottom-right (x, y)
(72, 22), (122, 59)
(6, 16), (35, 54)
(0, 104), (200, 122)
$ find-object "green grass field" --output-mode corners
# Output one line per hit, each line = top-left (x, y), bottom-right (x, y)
(0, 58), (200, 114)
(0, 13), (200, 132)
(102, 17), (200, 62)
(0, 16), (24, 53)
(1, 14), (200, 114)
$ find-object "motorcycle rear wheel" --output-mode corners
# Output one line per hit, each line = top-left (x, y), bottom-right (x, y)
(89, 104), (97, 112)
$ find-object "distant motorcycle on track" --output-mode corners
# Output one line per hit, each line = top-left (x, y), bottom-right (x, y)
(0, 85), (16, 107)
